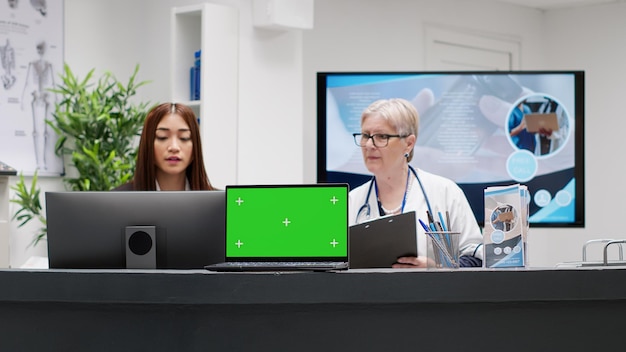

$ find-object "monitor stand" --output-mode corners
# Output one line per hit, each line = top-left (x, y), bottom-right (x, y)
(125, 225), (157, 269)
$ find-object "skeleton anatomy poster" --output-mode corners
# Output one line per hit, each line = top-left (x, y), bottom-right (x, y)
(0, 0), (64, 176)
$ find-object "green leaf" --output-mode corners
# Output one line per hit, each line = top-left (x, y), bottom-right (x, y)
(10, 172), (45, 247)
(50, 63), (150, 191)
(12, 64), (150, 245)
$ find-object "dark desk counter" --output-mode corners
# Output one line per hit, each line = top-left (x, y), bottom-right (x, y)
(0, 268), (624, 351)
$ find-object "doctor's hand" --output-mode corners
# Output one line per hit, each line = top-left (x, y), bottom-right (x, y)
(409, 88), (519, 179)
(538, 127), (553, 137)
(478, 86), (534, 128)
(410, 86), (540, 179)
(393, 256), (429, 269)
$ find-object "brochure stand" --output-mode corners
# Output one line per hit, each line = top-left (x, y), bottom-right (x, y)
(0, 161), (17, 268)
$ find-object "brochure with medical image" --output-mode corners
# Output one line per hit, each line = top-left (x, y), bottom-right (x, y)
(484, 184), (528, 268)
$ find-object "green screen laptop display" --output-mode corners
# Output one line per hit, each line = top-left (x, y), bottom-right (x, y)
(225, 185), (348, 259)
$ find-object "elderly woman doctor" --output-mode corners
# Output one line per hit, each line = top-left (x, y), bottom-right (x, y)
(348, 98), (483, 268)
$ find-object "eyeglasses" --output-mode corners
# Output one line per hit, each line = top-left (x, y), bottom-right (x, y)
(353, 133), (406, 148)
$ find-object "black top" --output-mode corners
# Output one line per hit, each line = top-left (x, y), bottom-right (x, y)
(0, 161), (17, 176)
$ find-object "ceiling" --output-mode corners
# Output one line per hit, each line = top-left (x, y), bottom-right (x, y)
(493, 0), (624, 10)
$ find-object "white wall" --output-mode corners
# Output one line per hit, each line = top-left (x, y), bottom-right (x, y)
(7, 0), (626, 268)
(302, 0), (546, 183)
(7, 0), (305, 267)
(63, 0), (305, 187)
(302, 0), (626, 268)
(530, 3), (626, 266)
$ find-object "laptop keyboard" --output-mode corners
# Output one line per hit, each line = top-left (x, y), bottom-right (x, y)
(222, 261), (343, 268)
(205, 261), (349, 271)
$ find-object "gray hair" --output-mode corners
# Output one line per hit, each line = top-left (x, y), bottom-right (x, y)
(361, 98), (419, 161)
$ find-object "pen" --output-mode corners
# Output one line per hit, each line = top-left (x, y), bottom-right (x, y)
(438, 212), (448, 232)
(426, 210), (434, 224)
(418, 219), (431, 232)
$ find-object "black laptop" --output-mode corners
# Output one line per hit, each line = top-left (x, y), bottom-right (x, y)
(205, 184), (349, 272)
(348, 211), (418, 269)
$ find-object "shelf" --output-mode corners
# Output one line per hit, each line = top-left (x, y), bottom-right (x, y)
(173, 100), (200, 107)
(170, 3), (239, 188)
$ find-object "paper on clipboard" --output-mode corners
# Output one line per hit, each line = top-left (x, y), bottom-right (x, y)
(523, 112), (559, 133)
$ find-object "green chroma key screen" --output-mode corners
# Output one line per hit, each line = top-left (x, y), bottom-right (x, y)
(225, 185), (348, 258)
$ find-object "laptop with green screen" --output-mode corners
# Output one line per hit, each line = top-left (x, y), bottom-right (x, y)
(204, 184), (349, 271)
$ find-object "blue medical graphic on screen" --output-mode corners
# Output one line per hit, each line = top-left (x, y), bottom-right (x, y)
(317, 71), (585, 227)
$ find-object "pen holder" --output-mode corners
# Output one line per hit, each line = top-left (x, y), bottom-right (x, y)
(426, 231), (460, 269)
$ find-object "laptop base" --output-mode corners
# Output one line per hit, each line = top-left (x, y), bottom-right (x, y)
(204, 261), (348, 272)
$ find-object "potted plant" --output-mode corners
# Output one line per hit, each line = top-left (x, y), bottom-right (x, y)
(11, 64), (151, 245)
(49, 63), (151, 191)
(10, 172), (46, 247)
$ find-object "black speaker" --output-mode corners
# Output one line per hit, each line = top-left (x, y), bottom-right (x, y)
(125, 226), (156, 269)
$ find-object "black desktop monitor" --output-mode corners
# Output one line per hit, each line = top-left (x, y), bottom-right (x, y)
(317, 71), (585, 228)
(45, 191), (225, 269)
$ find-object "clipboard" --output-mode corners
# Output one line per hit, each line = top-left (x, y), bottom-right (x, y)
(523, 112), (559, 133)
(348, 211), (417, 269)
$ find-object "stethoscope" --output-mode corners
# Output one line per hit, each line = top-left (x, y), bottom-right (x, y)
(356, 165), (433, 224)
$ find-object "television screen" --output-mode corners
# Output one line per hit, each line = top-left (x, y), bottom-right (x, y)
(317, 71), (585, 227)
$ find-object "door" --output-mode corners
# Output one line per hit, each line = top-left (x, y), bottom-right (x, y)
(425, 25), (520, 70)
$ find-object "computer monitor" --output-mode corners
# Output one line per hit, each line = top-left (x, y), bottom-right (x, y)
(45, 191), (225, 269)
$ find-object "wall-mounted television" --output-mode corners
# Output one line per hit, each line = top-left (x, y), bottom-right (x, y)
(317, 71), (585, 228)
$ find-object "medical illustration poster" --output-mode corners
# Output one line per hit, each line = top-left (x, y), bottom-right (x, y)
(0, 0), (64, 176)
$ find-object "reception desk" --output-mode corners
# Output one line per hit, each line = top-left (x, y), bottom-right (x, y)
(0, 267), (624, 351)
